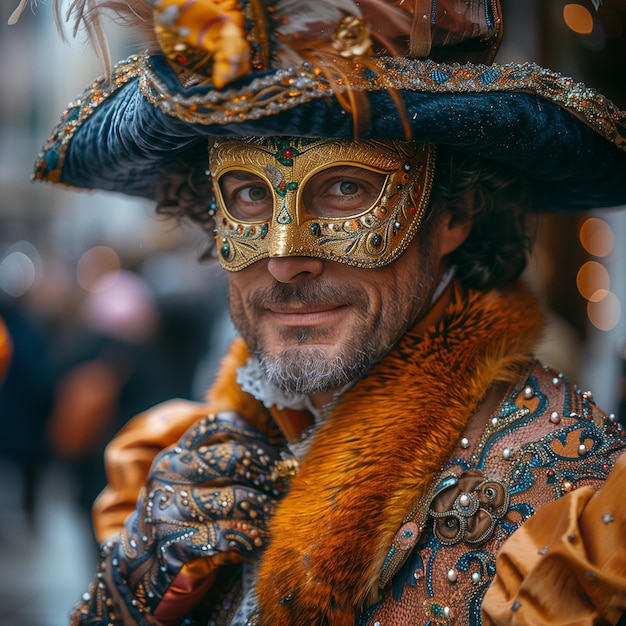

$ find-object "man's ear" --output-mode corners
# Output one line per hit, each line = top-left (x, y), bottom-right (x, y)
(438, 209), (473, 257)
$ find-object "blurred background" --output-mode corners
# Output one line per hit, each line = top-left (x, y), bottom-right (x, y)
(0, 0), (625, 624)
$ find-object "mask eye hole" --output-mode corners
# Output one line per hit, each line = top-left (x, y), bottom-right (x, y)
(218, 171), (273, 222)
(303, 165), (387, 218)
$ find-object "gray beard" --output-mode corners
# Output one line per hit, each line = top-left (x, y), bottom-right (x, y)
(256, 343), (377, 395)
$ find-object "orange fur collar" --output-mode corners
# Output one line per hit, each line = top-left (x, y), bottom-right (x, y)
(255, 281), (545, 625)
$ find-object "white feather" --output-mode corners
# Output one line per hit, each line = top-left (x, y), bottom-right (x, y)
(8, 0), (32, 25)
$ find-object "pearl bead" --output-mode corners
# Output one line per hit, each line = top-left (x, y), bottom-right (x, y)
(447, 568), (458, 582)
(502, 447), (512, 460)
(552, 377), (560, 386)
(578, 444), (587, 455)
(471, 572), (481, 583)
(549, 411), (561, 424)
(460, 437), (470, 449)
(523, 385), (534, 399)
(491, 417), (499, 427)
(443, 606), (451, 619)
(459, 493), (471, 507)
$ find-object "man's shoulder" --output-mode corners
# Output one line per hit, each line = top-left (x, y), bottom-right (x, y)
(459, 359), (625, 512)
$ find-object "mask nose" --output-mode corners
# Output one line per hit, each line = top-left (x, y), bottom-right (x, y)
(267, 196), (309, 259)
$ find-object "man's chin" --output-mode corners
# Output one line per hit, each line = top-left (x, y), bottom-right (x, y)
(256, 344), (374, 396)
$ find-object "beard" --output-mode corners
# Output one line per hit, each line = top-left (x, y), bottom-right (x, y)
(229, 250), (436, 396)
(256, 332), (380, 396)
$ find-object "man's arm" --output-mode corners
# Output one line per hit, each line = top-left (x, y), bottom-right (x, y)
(482, 451), (626, 625)
(72, 411), (295, 625)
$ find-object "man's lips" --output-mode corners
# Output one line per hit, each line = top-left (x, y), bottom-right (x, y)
(265, 304), (348, 326)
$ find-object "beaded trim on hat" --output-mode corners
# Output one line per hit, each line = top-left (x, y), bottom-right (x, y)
(33, 56), (142, 187)
(33, 54), (626, 198)
(140, 55), (626, 149)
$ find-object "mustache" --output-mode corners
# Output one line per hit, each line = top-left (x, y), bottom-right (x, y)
(248, 280), (370, 312)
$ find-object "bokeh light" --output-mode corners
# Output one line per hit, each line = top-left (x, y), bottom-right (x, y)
(579, 217), (614, 257)
(576, 260), (610, 300)
(0, 241), (42, 298)
(82, 270), (159, 343)
(587, 289), (621, 331)
(0, 250), (36, 297)
(563, 3), (594, 35)
(76, 245), (121, 292)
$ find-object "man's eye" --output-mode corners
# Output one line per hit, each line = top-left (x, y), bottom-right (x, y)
(240, 185), (268, 202)
(218, 172), (273, 221)
(303, 166), (386, 218)
(332, 180), (360, 196)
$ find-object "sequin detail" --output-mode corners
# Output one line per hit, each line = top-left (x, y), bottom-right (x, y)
(34, 56), (142, 186)
(140, 57), (626, 150)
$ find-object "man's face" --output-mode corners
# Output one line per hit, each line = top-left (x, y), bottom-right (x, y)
(227, 222), (449, 402)
(216, 138), (468, 404)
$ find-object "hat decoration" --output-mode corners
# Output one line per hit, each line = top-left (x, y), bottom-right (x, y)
(11, 0), (626, 211)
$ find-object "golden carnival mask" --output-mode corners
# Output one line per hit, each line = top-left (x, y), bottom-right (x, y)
(209, 137), (435, 271)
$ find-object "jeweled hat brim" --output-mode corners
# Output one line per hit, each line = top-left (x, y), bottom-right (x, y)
(35, 53), (626, 212)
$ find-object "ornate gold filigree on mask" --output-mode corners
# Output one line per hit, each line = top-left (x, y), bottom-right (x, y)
(209, 137), (435, 271)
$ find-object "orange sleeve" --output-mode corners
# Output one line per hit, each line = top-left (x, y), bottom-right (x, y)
(482, 451), (626, 625)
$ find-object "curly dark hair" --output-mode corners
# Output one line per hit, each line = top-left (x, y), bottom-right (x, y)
(155, 145), (533, 289)
(155, 160), (217, 259)
(430, 146), (533, 291)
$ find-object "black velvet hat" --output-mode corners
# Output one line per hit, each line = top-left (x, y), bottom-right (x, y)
(30, 0), (626, 211)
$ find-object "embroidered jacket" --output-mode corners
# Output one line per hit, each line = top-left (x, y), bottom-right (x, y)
(70, 281), (626, 626)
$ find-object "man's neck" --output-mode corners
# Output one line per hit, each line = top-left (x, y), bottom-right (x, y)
(309, 388), (344, 410)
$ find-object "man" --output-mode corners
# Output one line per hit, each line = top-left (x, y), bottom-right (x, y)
(16, 0), (626, 624)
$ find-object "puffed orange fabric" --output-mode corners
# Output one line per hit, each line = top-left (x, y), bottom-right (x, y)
(482, 451), (626, 626)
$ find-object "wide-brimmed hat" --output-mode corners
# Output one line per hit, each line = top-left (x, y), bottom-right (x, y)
(30, 0), (626, 212)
